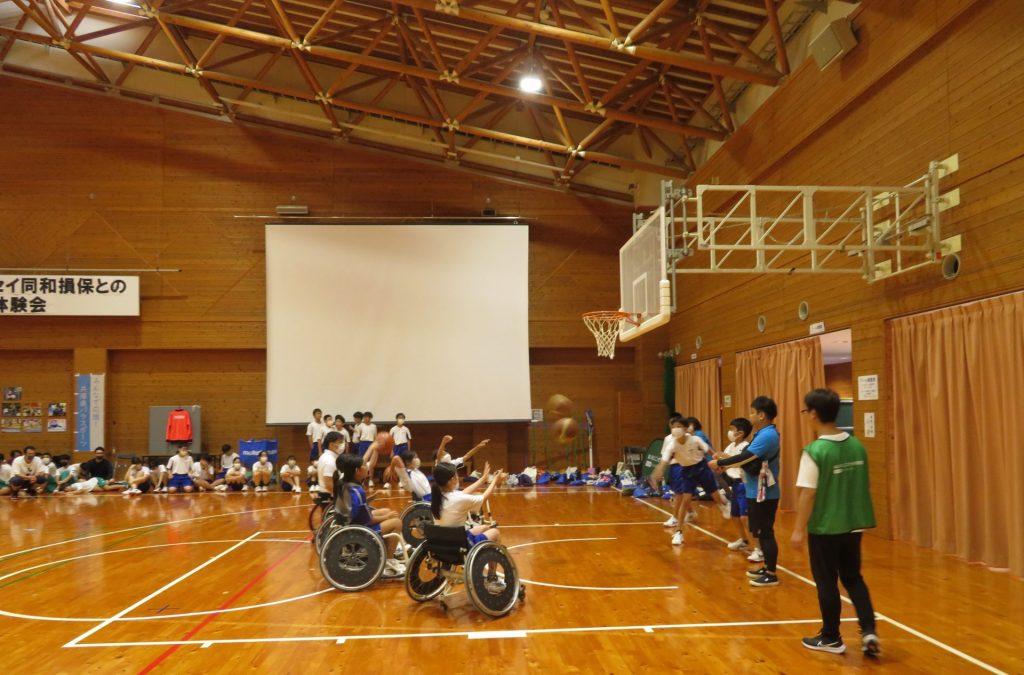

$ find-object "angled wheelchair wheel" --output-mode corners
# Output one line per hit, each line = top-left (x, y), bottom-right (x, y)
(319, 525), (386, 592)
(314, 511), (337, 553)
(308, 500), (333, 532)
(464, 541), (520, 617)
(400, 502), (433, 549)
(404, 541), (449, 602)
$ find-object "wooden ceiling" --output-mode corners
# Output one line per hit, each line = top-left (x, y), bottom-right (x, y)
(0, 0), (791, 200)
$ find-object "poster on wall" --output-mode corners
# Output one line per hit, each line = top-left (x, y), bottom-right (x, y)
(3, 386), (21, 401)
(47, 418), (67, 432)
(48, 402), (67, 417)
(22, 418), (42, 433)
(1, 418), (21, 432)
(20, 402), (42, 417)
(2, 402), (20, 417)
(75, 373), (105, 450)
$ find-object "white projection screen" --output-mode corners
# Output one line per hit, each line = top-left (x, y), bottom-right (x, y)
(265, 223), (531, 424)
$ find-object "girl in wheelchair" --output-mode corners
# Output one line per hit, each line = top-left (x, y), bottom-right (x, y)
(430, 461), (507, 589)
(388, 450), (430, 501)
(335, 446), (406, 578)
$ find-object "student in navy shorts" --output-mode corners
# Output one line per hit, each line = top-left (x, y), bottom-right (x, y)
(336, 444), (405, 577)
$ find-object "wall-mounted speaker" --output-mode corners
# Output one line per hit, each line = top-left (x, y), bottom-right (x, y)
(810, 18), (858, 70)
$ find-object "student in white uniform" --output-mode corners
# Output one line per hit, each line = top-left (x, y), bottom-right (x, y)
(306, 408), (324, 462)
(166, 446), (195, 493)
(431, 461), (507, 590)
(388, 450), (430, 500)
(716, 417), (756, 555)
(9, 446), (47, 500)
(251, 451), (274, 492)
(223, 458), (247, 491)
(358, 412), (378, 487)
(321, 414), (334, 448)
(349, 412), (364, 451)
(122, 457), (153, 495)
(279, 455), (300, 492)
(190, 455), (216, 492)
(214, 444), (239, 487)
(316, 431), (343, 500)
(434, 435), (489, 469)
(151, 463), (168, 493)
(0, 453), (12, 496)
(333, 416), (350, 453)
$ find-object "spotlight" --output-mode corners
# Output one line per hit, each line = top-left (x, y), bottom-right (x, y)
(519, 73), (543, 93)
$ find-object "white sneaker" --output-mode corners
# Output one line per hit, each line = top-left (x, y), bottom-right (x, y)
(383, 482), (391, 489)
(308, 485), (317, 493)
(748, 547), (764, 563)
(241, 485), (249, 492)
(159, 487), (168, 493)
(717, 499), (732, 519)
(368, 479), (374, 487)
(122, 488), (133, 495)
(671, 530), (684, 546)
(382, 559), (405, 578)
(684, 510), (698, 523)
(215, 484), (227, 492)
(727, 538), (749, 551)
(663, 516), (679, 527)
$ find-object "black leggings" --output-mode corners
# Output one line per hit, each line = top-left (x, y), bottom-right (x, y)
(808, 532), (876, 640)
(748, 498), (779, 572)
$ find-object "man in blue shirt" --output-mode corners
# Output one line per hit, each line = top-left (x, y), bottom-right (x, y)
(711, 396), (781, 587)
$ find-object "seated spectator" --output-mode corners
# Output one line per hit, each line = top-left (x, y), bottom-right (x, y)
(219, 457), (247, 492)
(251, 451), (273, 492)
(122, 457), (153, 495)
(166, 445), (195, 494)
(279, 455), (300, 492)
(191, 455), (216, 492)
(0, 453), (11, 496)
(9, 446), (47, 499)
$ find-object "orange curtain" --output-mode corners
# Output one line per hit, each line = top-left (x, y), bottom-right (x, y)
(735, 337), (825, 510)
(675, 358), (722, 451)
(891, 291), (1024, 577)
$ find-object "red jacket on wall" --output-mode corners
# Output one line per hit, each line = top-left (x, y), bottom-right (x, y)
(166, 408), (193, 442)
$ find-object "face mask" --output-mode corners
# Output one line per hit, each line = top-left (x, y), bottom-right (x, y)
(288, 460), (296, 467)
(42, 458), (51, 465)
(727, 430), (737, 442)
(670, 427), (685, 438)
(397, 420), (404, 426)
(412, 457), (421, 470)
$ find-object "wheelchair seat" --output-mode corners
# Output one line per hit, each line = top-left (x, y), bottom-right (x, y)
(422, 524), (470, 565)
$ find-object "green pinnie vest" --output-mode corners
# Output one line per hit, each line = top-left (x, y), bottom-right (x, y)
(804, 435), (876, 535)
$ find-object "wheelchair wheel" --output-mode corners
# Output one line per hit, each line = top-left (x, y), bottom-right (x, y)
(308, 501), (333, 531)
(464, 541), (520, 617)
(314, 510), (337, 553)
(404, 542), (449, 602)
(400, 502), (433, 549)
(319, 525), (386, 592)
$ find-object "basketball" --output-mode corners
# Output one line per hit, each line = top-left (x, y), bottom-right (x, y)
(553, 416), (579, 444)
(375, 431), (394, 455)
(546, 393), (574, 419)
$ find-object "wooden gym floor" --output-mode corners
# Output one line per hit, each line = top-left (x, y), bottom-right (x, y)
(0, 488), (1020, 674)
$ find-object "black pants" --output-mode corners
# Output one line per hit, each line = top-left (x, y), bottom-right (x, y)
(747, 498), (779, 572)
(808, 532), (877, 641)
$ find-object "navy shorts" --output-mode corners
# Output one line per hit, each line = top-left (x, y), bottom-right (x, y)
(215, 470), (227, 480)
(467, 530), (489, 548)
(393, 442), (408, 457)
(357, 440), (371, 456)
(281, 480), (294, 492)
(137, 481), (152, 494)
(730, 478), (748, 517)
(309, 442), (320, 462)
(674, 460), (718, 496)
(168, 474), (193, 490)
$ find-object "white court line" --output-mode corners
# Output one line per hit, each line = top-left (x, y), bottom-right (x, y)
(63, 531), (263, 647)
(620, 489), (1008, 675)
(501, 520), (664, 529)
(0, 503), (311, 563)
(65, 617), (861, 649)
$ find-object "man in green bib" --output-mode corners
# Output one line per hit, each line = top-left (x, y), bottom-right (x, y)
(791, 388), (880, 658)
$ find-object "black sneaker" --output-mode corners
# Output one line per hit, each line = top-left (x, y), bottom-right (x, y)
(749, 572), (780, 587)
(746, 566), (769, 579)
(862, 633), (881, 657)
(802, 634), (846, 654)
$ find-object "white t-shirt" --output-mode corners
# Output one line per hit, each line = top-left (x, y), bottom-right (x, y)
(398, 467), (430, 499)
(191, 462), (214, 480)
(722, 440), (750, 480)
(253, 460), (274, 473)
(0, 463), (12, 482)
(127, 465), (151, 482)
(306, 464), (317, 477)
(220, 452), (239, 472)
(280, 463), (299, 481)
(40, 461), (57, 476)
(317, 449), (338, 483)
(341, 428), (351, 449)
(306, 420), (325, 444)
(390, 425), (412, 444)
(660, 434), (678, 464)
(166, 454), (194, 475)
(437, 490), (485, 527)
(796, 432), (851, 489)
(359, 422), (377, 442)
(226, 465), (246, 480)
(11, 456), (43, 476)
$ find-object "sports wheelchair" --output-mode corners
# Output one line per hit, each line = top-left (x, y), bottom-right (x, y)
(398, 497), (496, 550)
(317, 490), (410, 592)
(405, 524), (524, 617)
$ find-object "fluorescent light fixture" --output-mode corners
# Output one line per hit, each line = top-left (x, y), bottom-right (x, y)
(519, 73), (542, 93)
(108, 0), (141, 6)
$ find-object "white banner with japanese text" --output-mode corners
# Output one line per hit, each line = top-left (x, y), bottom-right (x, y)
(0, 274), (139, 316)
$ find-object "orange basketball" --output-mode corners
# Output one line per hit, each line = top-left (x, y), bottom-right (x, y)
(375, 431), (394, 454)
(553, 417), (579, 444)
(546, 394), (574, 419)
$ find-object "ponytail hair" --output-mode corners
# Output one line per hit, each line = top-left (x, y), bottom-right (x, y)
(334, 453), (363, 501)
(430, 462), (458, 520)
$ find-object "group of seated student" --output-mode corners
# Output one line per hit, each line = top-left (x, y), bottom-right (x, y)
(0, 443), (314, 497)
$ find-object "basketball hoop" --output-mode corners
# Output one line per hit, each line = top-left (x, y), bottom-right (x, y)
(582, 311), (639, 359)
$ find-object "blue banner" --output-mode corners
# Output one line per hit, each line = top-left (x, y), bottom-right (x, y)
(75, 374), (90, 451)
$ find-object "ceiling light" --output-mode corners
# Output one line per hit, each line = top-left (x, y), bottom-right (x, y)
(519, 73), (542, 93)
(108, 0), (141, 5)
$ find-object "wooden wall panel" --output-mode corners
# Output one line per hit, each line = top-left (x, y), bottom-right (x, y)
(646, 0), (1024, 538)
(0, 351), (73, 453)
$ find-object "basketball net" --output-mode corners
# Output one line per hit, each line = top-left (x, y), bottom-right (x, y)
(582, 311), (634, 359)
